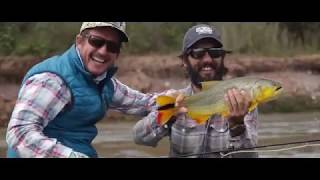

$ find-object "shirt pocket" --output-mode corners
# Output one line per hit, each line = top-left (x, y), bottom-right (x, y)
(170, 119), (205, 155)
(207, 129), (230, 152)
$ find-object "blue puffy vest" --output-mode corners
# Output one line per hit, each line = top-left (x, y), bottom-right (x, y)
(7, 45), (116, 158)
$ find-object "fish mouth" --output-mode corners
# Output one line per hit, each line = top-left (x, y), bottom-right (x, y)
(268, 86), (283, 101)
(275, 86), (282, 91)
(274, 86), (283, 95)
(158, 103), (175, 110)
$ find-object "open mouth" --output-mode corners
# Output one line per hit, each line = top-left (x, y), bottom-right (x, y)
(200, 66), (215, 74)
(92, 56), (106, 64)
(202, 67), (213, 71)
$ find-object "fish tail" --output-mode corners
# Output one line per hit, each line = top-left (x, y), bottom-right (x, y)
(156, 96), (177, 125)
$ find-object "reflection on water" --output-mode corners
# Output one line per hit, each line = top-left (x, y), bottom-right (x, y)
(1, 112), (320, 158)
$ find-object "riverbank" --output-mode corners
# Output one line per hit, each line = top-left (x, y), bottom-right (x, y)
(1, 54), (320, 127)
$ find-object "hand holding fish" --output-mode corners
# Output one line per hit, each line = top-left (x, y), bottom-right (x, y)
(175, 93), (188, 114)
(163, 91), (188, 115)
(225, 88), (252, 127)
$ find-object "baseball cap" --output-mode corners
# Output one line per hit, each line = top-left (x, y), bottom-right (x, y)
(80, 22), (129, 42)
(181, 24), (223, 54)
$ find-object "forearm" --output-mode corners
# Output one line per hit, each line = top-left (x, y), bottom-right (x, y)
(133, 111), (170, 147)
(228, 109), (259, 157)
(110, 79), (157, 116)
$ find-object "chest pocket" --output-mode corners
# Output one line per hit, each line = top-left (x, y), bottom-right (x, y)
(207, 116), (230, 152)
(170, 116), (206, 155)
(170, 115), (231, 155)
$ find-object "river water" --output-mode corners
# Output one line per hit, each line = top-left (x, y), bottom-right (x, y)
(1, 112), (320, 158)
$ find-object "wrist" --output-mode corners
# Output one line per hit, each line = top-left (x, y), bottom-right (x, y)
(229, 123), (246, 137)
(228, 116), (245, 129)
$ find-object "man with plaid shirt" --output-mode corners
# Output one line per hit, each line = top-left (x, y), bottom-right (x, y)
(133, 24), (259, 158)
(6, 22), (158, 158)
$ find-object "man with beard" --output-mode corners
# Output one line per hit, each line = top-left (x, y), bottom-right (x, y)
(6, 22), (158, 158)
(133, 24), (259, 158)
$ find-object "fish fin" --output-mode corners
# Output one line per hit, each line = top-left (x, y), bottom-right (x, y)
(248, 101), (258, 112)
(156, 95), (176, 107)
(156, 95), (177, 125)
(193, 115), (211, 124)
(187, 112), (211, 124)
(157, 109), (176, 125)
(200, 81), (220, 90)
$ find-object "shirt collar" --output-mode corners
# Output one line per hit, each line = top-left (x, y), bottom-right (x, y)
(183, 83), (194, 95)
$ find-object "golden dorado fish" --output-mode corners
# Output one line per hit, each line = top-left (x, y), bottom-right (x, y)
(156, 77), (283, 125)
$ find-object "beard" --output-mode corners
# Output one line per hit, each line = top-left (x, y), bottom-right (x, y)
(190, 62), (224, 79)
(199, 63), (222, 81)
(182, 54), (229, 89)
(186, 60), (227, 89)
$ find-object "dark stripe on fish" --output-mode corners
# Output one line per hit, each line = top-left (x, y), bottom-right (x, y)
(158, 104), (175, 110)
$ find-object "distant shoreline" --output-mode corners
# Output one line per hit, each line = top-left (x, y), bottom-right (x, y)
(1, 54), (320, 127)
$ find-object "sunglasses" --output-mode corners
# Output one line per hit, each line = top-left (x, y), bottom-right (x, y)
(83, 34), (121, 54)
(188, 48), (229, 60)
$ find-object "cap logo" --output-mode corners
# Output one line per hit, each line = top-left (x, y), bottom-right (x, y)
(196, 26), (213, 35)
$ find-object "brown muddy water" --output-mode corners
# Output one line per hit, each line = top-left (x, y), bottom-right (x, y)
(1, 112), (320, 158)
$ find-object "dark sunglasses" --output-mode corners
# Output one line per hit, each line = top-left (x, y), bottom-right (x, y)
(188, 48), (230, 60)
(83, 34), (121, 54)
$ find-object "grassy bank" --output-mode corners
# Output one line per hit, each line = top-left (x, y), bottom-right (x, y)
(1, 22), (320, 57)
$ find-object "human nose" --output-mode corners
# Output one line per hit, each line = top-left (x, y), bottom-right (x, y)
(202, 51), (214, 63)
(97, 43), (109, 54)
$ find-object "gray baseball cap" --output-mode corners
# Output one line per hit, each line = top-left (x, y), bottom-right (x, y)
(182, 24), (223, 54)
(80, 22), (129, 42)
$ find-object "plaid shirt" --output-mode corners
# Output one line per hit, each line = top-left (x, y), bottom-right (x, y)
(6, 73), (156, 158)
(133, 85), (259, 158)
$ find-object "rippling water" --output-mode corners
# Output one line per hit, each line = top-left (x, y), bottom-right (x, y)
(92, 112), (320, 158)
(1, 112), (320, 158)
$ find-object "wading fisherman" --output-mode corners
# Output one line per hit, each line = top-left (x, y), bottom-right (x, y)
(133, 24), (259, 158)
